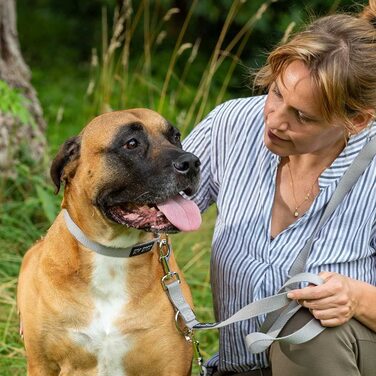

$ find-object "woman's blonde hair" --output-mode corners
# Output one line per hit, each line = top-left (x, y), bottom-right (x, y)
(254, 1), (376, 130)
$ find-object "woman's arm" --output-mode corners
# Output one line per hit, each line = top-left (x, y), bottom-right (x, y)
(182, 107), (218, 212)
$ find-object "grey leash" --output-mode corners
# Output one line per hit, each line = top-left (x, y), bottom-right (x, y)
(163, 136), (376, 357)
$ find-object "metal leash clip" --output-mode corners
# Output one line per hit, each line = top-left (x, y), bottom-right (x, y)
(175, 311), (207, 376)
(161, 271), (181, 290)
(189, 329), (207, 376)
(159, 236), (182, 290)
(159, 237), (171, 272)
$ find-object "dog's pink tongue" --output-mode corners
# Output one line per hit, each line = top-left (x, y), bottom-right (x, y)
(157, 195), (201, 232)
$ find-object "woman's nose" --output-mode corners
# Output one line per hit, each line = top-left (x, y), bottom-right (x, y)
(267, 114), (289, 131)
(266, 106), (289, 131)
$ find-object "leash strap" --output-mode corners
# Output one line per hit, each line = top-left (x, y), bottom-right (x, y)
(163, 267), (324, 352)
(194, 273), (325, 353)
(166, 280), (200, 328)
(159, 237), (201, 328)
(63, 209), (160, 258)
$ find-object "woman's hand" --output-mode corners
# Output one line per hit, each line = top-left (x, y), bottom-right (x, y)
(287, 271), (361, 327)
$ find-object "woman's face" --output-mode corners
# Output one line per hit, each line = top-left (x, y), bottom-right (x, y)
(264, 60), (346, 158)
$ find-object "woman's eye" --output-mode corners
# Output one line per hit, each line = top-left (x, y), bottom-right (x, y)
(124, 139), (139, 149)
(272, 85), (282, 98)
(296, 111), (312, 124)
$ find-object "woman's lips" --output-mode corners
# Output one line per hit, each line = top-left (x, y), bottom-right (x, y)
(267, 129), (288, 142)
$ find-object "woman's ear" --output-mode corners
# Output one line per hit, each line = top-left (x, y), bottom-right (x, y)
(350, 110), (375, 134)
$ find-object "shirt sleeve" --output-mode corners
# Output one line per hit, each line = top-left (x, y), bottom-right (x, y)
(182, 101), (231, 212)
(182, 97), (264, 212)
(371, 217), (376, 252)
(182, 107), (217, 212)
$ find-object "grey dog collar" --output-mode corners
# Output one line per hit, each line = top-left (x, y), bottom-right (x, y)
(62, 209), (160, 258)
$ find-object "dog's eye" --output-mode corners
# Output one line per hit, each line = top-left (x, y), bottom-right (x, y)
(124, 139), (139, 150)
(174, 133), (181, 143)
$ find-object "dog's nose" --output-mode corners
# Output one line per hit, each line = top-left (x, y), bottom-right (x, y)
(173, 153), (201, 174)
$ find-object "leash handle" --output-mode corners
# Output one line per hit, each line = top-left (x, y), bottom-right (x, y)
(193, 273), (325, 354)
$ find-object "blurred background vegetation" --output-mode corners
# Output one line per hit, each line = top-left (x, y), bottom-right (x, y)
(0, 0), (364, 374)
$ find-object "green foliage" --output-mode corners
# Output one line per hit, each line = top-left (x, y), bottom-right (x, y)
(86, 0), (280, 137)
(0, 160), (61, 373)
(0, 163), (60, 249)
(32, 65), (91, 154)
(0, 81), (34, 126)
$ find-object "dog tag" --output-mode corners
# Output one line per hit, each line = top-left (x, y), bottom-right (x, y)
(129, 241), (155, 257)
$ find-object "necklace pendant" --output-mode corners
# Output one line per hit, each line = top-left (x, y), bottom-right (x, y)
(294, 210), (299, 217)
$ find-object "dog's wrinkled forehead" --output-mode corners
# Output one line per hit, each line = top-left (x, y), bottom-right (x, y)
(82, 109), (169, 148)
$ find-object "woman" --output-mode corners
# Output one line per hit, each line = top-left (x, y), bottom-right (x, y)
(183, 2), (376, 375)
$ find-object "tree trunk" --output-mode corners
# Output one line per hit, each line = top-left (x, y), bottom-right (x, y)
(0, 0), (46, 178)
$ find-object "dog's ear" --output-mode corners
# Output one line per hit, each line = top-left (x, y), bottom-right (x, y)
(50, 136), (81, 194)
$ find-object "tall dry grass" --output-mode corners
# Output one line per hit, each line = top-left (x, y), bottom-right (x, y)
(87, 0), (277, 136)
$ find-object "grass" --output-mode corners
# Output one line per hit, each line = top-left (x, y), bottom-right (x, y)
(0, 0), (276, 374)
(87, 0), (277, 133)
(0, 164), (50, 374)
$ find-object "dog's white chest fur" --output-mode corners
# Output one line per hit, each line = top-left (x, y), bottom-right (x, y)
(70, 254), (130, 375)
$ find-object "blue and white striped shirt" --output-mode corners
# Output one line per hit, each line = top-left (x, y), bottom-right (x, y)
(183, 96), (376, 373)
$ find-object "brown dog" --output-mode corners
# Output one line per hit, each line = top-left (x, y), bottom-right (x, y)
(17, 109), (202, 375)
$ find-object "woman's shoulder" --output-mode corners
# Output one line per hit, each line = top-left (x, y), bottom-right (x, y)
(205, 95), (266, 138)
(184, 95), (266, 149)
(211, 95), (266, 121)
